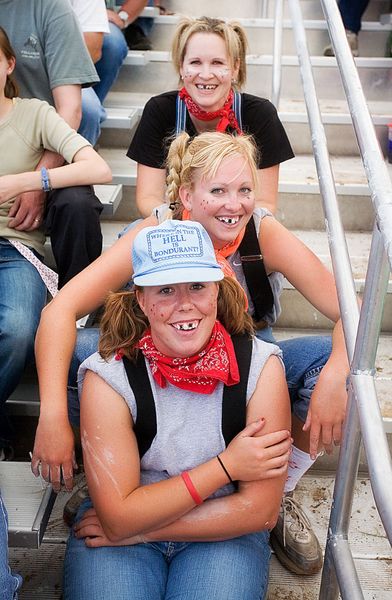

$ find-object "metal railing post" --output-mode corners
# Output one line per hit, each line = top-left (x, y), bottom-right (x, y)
(271, 0), (284, 107)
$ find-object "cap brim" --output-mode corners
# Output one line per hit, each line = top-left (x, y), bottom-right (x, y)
(133, 266), (224, 286)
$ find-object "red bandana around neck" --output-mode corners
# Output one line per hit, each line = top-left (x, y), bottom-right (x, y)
(179, 87), (242, 135)
(136, 321), (240, 394)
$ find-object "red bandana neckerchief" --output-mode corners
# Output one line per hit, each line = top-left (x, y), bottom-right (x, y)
(179, 87), (242, 135)
(136, 321), (240, 394)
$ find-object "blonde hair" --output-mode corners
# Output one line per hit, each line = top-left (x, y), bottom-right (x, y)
(172, 16), (248, 89)
(0, 27), (18, 99)
(166, 131), (259, 218)
(99, 278), (254, 361)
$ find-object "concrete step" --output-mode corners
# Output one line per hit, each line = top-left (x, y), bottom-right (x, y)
(114, 51), (392, 102)
(166, 0), (391, 22)
(94, 183), (123, 217)
(101, 91), (390, 156)
(1, 462), (55, 549)
(149, 15), (392, 57)
(8, 474), (392, 598)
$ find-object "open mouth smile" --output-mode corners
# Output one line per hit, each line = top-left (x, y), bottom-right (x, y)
(171, 320), (199, 331)
(216, 216), (240, 225)
(195, 84), (218, 90)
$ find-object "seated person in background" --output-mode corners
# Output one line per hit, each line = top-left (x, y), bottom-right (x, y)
(63, 219), (291, 600)
(127, 16), (294, 217)
(33, 131), (348, 577)
(324, 0), (370, 57)
(106, 0), (152, 50)
(0, 0), (104, 288)
(0, 490), (22, 598)
(0, 27), (111, 460)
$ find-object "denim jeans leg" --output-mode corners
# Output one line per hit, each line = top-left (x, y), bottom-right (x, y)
(94, 22), (128, 104)
(166, 530), (271, 600)
(79, 87), (107, 146)
(338, 0), (369, 33)
(0, 241), (47, 445)
(0, 492), (22, 599)
(63, 500), (168, 600)
(68, 328), (100, 427)
(275, 335), (332, 423)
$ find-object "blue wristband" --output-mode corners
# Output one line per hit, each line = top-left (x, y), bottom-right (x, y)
(41, 167), (52, 193)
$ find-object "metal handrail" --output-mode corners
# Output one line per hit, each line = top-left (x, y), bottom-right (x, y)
(286, 0), (392, 598)
(271, 0), (284, 108)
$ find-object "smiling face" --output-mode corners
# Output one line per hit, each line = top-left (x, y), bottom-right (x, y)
(180, 32), (239, 112)
(180, 154), (255, 249)
(136, 282), (218, 358)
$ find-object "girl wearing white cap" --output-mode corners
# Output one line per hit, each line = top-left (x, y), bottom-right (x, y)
(63, 219), (291, 600)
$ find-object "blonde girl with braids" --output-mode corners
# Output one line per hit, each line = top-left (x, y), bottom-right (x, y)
(63, 219), (291, 600)
(34, 130), (347, 576)
(127, 15), (294, 217)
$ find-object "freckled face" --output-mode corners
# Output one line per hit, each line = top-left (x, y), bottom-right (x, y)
(180, 155), (255, 249)
(180, 32), (239, 112)
(136, 282), (219, 358)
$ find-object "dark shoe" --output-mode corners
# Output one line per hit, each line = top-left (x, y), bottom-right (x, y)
(124, 23), (152, 51)
(270, 491), (323, 575)
(63, 478), (89, 527)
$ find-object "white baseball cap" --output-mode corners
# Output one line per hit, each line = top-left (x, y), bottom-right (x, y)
(132, 220), (224, 286)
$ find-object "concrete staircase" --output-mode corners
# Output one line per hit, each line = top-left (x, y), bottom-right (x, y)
(7, 0), (392, 597)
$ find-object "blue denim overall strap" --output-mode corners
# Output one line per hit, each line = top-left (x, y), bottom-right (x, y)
(175, 91), (243, 134)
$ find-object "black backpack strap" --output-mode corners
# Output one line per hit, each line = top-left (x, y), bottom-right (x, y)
(221, 334), (253, 447)
(238, 217), (274, 322)
(123, 353), (157, 459)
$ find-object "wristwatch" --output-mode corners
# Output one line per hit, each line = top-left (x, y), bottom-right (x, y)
(118, 9), (130, 25)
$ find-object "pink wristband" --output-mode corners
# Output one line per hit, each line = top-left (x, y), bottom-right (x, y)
(181, 471), (203, 505)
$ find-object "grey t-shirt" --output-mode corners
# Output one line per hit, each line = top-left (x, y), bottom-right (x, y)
(79, 337), (283, 498)
(0, 0), (98, 106)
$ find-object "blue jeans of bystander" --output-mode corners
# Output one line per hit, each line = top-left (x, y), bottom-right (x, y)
(64, 499), (271, 600)
(0, 240), (47, 446)
(0, 491), (22, 598)
(79, 22), (128, 145)
(256, 328), (332, 423)
(338, 0), (369, 34)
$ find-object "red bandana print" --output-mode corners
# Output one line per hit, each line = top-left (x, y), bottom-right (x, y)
(179, 87), (242, 135)
(137, 321), (240, 394)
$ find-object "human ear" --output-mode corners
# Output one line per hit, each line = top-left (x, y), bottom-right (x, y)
(7, 56), (15, 75)
(232, 59), (240, 83)
(135, 289), (147, 316)
(179, 185), (193, 211)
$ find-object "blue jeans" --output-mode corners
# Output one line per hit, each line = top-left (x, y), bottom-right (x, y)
(0, 240), (47, 446)
(68, 327), (100, 426)
(0, 491), (22, 599)
(256, 328), (332, 423)
(338, 0), (369, 34)
(63, 499), (271, 600)
(79, 22), (128, 144)
(136, 0), (155, 37)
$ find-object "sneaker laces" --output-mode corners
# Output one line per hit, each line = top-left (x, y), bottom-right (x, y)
(281, 494), (313, 547)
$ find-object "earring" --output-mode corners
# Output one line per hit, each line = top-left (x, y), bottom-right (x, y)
(232, 78), (237, 84)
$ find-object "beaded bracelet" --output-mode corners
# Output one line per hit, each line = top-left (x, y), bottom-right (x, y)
(181, 471), (203, 505)
(41, 167), (52, 192)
